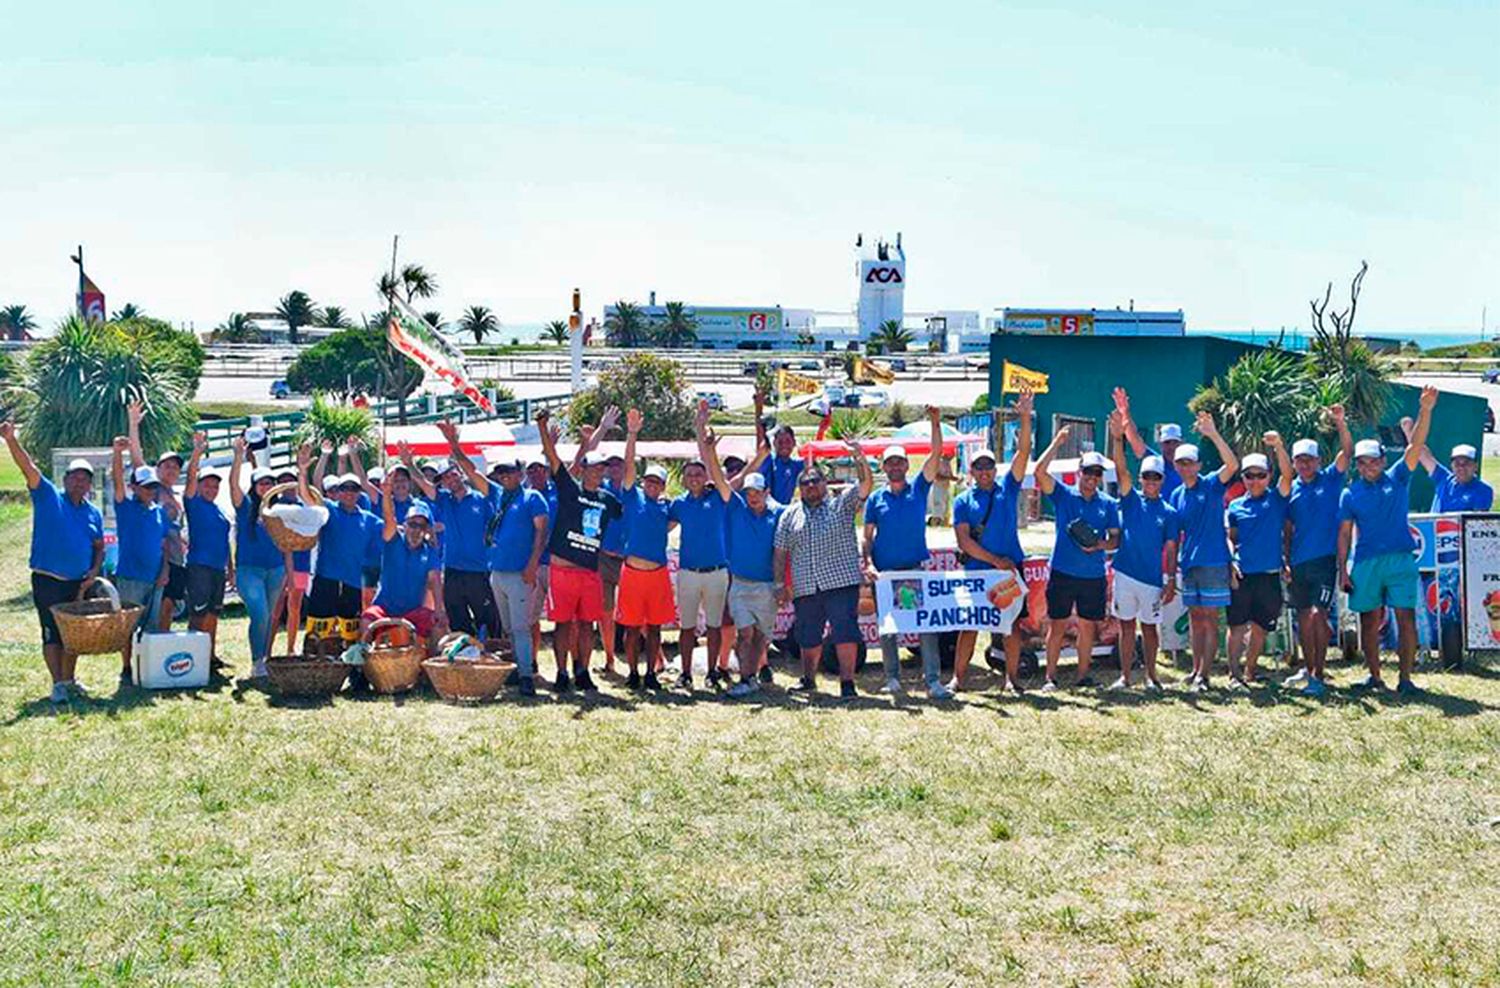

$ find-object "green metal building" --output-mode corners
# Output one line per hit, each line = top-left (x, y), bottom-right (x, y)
(985, 334), (1487, 507)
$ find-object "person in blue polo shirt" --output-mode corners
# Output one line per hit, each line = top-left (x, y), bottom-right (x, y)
(712, 435), (782, 699)
(1338, 386), (1438, 696)
(367, 472), (443, 646)
(4, 421), (104, 704)
(110, 436), (169, 686)
(229, 438), (290, 679)
(484, 455), (549, 697)
(669, 400), (733, 692)
(862, 405), (951, 700)
(408, 420), (502, 640)
(764, 422), (805, 505)
(1225, 434), (1293, 687)
(1117, 386), (1186, 504)
(1034, 429), (1122, 690)
(296, 444), (378, 658)
(184, 431), (234, 665)
(1403, 423), (1494, 513)
(1106, 407), (1178, 693)
(1167, 411), (1240, 692)
(1284, 405), (1353, 698)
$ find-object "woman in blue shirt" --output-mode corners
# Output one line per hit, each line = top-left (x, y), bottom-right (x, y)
(184, 431), (233, 664)
(296, 443), (378, 658)
(229, 438), (291, 678)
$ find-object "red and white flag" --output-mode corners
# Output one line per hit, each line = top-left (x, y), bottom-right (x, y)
(385, 295), (494, 414)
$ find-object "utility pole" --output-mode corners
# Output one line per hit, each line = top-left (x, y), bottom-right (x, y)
(569, 288), (584, 392)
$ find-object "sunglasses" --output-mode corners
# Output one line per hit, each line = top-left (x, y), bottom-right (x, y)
(1141, 472), (1163, 480)
(1242, 471), (1269, 480)
(1081, 467), (1104, 477)
(799, 476), (826, 487)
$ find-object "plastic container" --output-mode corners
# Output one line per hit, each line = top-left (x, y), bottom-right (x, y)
(132, 630), (211, 689)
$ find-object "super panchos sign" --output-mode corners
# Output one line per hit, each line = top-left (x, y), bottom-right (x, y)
(864, 266), (904, 284)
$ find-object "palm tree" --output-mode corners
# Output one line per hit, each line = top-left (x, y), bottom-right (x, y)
(275, 290), (319, 346)
(321, 305), (352, 329)
(543, 320), (570, 345)
(604, 300), (648, 347)
(0, 304), (38, 342)
(870, 319), (914, 353)
(376, 271), (400, 302)
(422, 310), (444, 330)
(111, 303), (144, 321)
(653, 301), (698, 348)
(211, 312), (262, 343)
(457, 305), (499, 346)
(400, 264), (438, 304)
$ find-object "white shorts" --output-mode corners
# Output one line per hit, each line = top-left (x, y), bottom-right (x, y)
(1110, 571), (1163, 624)
(677, 567), (730, 629)
(992, 569), (1027, 635)
(727, 578), (777, 637)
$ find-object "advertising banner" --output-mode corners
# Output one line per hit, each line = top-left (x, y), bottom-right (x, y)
(1000, 361), (1050, 394)
(875, 568), (1025, 635)
(1461, 514), (1500, 650)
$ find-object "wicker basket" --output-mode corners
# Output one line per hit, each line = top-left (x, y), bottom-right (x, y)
(266, 636), (349, 697)
(363, 618), (425, 694)
(261, 482), (325, 553)
(51, 581), (143, 656)
(424, 633), (513, 703)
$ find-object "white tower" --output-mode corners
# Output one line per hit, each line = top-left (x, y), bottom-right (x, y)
(855, 232), (906, 341)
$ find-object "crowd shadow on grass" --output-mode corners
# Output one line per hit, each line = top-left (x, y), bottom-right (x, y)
(3, 665), (237, 724)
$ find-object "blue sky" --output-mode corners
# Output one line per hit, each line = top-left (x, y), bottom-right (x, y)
(2, 1), (1495, 334)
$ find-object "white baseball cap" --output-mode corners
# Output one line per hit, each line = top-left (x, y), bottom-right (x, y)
(367, 466), (385, 483)
(1159, 424), (1183, 442)
(1173, 444), (1200, 463)
(320, 475), (340, 492)
(742, 473), (767, 491)
(1140, 455), (1166, 476)
(1079, 451), (1108, 470)
(131, 465), (161, 487)
(430, 458), (457, 477)
(1451, 444), (1478, 461)
(643, 464), (668, 482)
(1291, 439), (1320, 459)
(198, 466), (224, 481)
(336, 473), (362, 489)
(249, 466), (275, 484)
(65, 457), (95, 476)
(1241, 453), (1270, 472)
(881, 445), (908, 463)
(583, 451), (611, 467)
(1354, 439), (1384, 460)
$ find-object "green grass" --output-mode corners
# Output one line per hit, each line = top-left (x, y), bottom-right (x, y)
(193, 401), (287, 420)
(2, 517), (1500, 984)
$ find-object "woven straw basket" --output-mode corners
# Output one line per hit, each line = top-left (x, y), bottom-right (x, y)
(261, 483), (325, 553)
(363, 618), (426, 694)
(266, 635), (350, 697)
(423, 633), (513, 703)
(51, 581), (143, 656)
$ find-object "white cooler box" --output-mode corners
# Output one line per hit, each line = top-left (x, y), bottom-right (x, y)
(132, 630), (211, 689)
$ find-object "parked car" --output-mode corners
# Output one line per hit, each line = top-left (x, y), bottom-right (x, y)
(888, 359), (907, 372)
(856, 387), (891, 407)
(269, 379), (291, 399)
(696, 391), (726, 411)
(1483, 368), (1500, 384)
(798, 360), (820, 370)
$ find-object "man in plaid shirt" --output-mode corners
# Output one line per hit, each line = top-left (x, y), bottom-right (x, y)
(773, 437), (873, 700)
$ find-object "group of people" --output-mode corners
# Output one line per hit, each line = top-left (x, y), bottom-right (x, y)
(11, 379), (1479, 705)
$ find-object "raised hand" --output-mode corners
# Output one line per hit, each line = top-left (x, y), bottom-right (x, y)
(1328, 403), (1346, 427)
(579, 425), (595, 446)
(397, 439), (415, 462)
(703, 429), (721, 449)
(535, 409), (551, 429)
(113, 435), (130, 453)
(1195, 411), (1218, 438)
(1263, 431), (1283, 448)
(1419, 385), (1438, 411)
(598, 405), (621, 437)
(1015, 385), (1034, 417)
(435, 420), (458, 443)
(320, 438), (335, 455)
(626, 408), (644, 435)
(231, 435), (247, 455)
(694, 399), (711, 432)
(0, 421), (14, 442)
(192, 431), (208, 453)
(1055, 425), (1071, 445)
(547, 421), (562, 444)
(380, 469), (394, 496)
(1112, 386), (1130, 417)
(347, 435), (363, 451)
(127, 401), (144, 427)
(1107, 409), (1124, 438)
(926, 404), (941, 423)
(297, 443), (312, 468)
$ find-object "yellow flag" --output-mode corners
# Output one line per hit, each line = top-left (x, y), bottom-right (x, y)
(778, 369), (821, 396)
(1001, 360), (1049, 394)
(853, 356), (895, 385)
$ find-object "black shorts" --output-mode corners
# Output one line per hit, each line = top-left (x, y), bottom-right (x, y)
(32, 572), (83, 647)
(162, 563), (188, 601)
(362, 565), (382, 590)
(307, 575), (362, 620)
(1046, 572), (1107, 621)
(791, 584), (862, 649)
(186, 563), (226, 616)
(1289, 556), (1336, 612)
(1229, 571), (1282, 631)
(443, 568), (500, 638)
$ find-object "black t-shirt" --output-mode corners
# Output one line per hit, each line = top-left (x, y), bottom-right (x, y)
(547, 464), (622, 570)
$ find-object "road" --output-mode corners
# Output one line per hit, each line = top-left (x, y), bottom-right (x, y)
(1398, 374), (1500, 455)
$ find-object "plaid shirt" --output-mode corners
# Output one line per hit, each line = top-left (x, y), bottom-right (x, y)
(774, 484), (865, 598)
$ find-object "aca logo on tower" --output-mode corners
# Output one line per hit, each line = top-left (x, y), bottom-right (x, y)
(865, 267), (903, 284)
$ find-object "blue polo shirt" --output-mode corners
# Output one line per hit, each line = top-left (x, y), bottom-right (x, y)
(366, 494), (419, 569)
(432, 487), (496, 573)
(601, 479), (629, 554)
(621, 486), (671, 565)
(1114, 490), (1177, 587)
(29, 479), (103, 580)
(1430, 464), (1494, 513)
(727, 493), (783, 582)
(234, 499), (284, 570)
(375, 534), (439, 614)
(1047, 484), (1120, 579)
(184, 494), (232, 570)
(1288, 465), (1346, 565)
(669, 490), (729, 569)
(765, 456), (805, 504)
(953, 474), (1025, 572)
(316, 504), (376, 587)
(528, 481), (557, 564)
(1171, 474), (1231, 570)
(115, 496), (168, 583)
(1228, 489), (1289, 574)
(1339, 460), (1417, 563)
(864, 473), (932, 571)
(486, 486), (548, 573)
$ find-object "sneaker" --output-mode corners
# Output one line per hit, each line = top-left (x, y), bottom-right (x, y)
(678, 673), (694, 693)
(728, 678), (761, 699)
(1227, 676), (1248, 691)
(943, 677), (961, 694)
(66, 681), (91, 699)
(1005, 679), (1025, 696)
(643, 671), (662, 691)
(839, 680), (857, 701)
(706, 667), (721, 688)
(575, 669), (598, 692)
(1040, 679), (1058, 693)
(1353, 675), (1387, 692)
(250, 661), (268, 679)
(1074, 675), (1097, 689)
(758, 665), (774, 684)
(927, 681), (955, 701)
(1188, 678), (1207, 694)
(1109, 676), (1129, 691)
(1300, 677), (1327, 698)
(626, 670), (642, 690)
(49, 682), (68, 704)
(1283, 668), (1309, 687)
(553, 671), (573, 694)
(518, 676), (537, 698)
(505, 668), (520, 686)
(119, 669), (134, 687)
(791, 676), (818, 694)
(1396, 679), (1424, 697)
(881, 677), (903, 695)
(1143, 679), (1163, 694)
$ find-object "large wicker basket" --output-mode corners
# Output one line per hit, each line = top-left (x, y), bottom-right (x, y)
(423, 633), (513, 703)
(51, 580), (143, 656)
(363, 618), (425, 694)
(266, 636), (350, 697)
(261, 482), (325, 553)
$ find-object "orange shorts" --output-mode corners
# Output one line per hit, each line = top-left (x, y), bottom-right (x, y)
(615, 564), (676, 627)
(547, 563), (604, 623)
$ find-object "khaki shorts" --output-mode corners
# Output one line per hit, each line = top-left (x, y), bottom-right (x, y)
(727, 578), (777, 637)
(677, 568), (729, 629)
(527, 564), (550, 626)
(599, 552), (624, 610)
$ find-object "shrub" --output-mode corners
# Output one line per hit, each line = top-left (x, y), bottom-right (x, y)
(286, 327), (422, 401)
(291, 395), (378, 461)
(567, 353), (693, 440)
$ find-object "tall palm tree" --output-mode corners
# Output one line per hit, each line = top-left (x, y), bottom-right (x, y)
(400, 264), (438, 304)
(211, 312), (262, 343)
(870, 319), (914, 353)
(0, 304), (38, 342)
(321, 305), (352, 329)
(653, 301), (698, 348)
(542, 320), (570, 345)
(457, 305), (499, 346)
(376, 271), (401, 302)
(604, 300), (647, 347)
(422, 310), (444, 330)
(275, 290), (319, 345)
(111, 303), (144, 322)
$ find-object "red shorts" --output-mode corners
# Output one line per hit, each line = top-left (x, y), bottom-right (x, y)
(361, 604), (437, 640)
(615, 564), (676, 627)
(547, 563), (605, 623)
